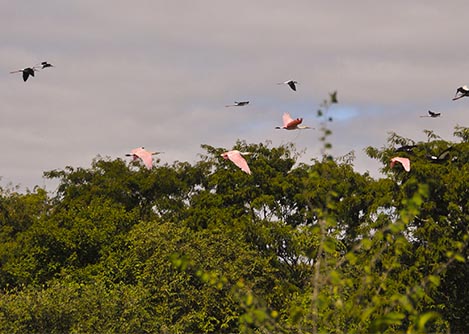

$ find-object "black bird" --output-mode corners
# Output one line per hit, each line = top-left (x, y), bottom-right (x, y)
(10, 67), (38, 82)
(278, 80), (298, 91)
(395, 145), (417, 153)
(225, 101), (249, 107)
(427, 146), (455, 163)
(453, 85), (469, 101)
(420, 110), (441, 118)
(39, 61), (53, 69)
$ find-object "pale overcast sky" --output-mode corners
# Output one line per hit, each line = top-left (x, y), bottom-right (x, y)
(2, 1), (469, 190)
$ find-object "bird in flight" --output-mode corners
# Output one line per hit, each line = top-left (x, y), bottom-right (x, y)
(453, 85), (469, 100)
(275, 112), (312, 130)
(395, 145), (417, 153)
(225, 101), (249, 107)
(427, 146), (454, 163)
(221, 150), (252, 174)
(10, 67), (38, 82)
(125, 147), (162, 169)
(277, 80), (298, 91)
(390, 157), (411, 172)
(37, 61), (54, 69)
(420, 110), (441, 118)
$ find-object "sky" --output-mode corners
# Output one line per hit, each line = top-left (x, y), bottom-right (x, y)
(2, 1), (469, 191)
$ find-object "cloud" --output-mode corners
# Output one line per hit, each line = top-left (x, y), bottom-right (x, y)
(1, 1), (469, 190)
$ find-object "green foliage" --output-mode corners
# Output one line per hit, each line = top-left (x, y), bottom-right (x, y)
(0, 96), (468, 332)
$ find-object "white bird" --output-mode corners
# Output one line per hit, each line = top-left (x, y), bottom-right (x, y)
(453, 85), (469, 101)
(221, 150), (252, 174)
(125, 147), (162, 169)
(275, 112), (312, 130)
(277, 80), (298, 91)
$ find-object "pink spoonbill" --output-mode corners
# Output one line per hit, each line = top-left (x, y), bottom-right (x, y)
(221, 150), (252, 174)
(275, 112), (312, 130)
(125, 147), (162, 169)
(390, 157), (410, 172)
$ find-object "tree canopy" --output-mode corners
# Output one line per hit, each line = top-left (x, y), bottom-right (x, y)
(1, 101), (468, 333)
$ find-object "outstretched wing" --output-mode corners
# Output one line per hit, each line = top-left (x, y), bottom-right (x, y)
(287, 81), (297, 91)
(227, 151), (251, 174)
(22, 71), (30, 81)
(131, 147), (153, 169)
(282, 112), (295, 127)
(390, 157), (410, 172)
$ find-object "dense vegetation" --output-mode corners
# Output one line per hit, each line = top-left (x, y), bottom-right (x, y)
(1, 98), (468, 333)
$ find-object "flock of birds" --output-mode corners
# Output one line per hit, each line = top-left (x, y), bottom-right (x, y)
(10, 65), (308, 175)
(10, 62), (469, 175)
(388, 85), (469, 173)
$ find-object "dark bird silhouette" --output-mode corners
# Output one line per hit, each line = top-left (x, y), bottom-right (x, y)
(225, 101), (249, 107)
(395, 145), (417, 153)
(427, 146), (455, 163)
(420, 110), (441, 118)
(38, 61), (53, 69)
(278, 80), (298, 91)
(10, 67), (38, 82)
(453, 86), (469, 101)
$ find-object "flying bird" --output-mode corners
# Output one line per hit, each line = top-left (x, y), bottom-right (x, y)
(390, 157), (411, 172)
(395, 145), (417, 153)
(38, 61), (54, 69)
(10, 67), (38, 82)
(427, 146), (454, 163)
(125, 147), (162, 169)
(225, 101), (249, 107)
(277, 80), (298, 91)
(420, 110), (441, 118)
(221, 150), (252, 174)
(275, 112), (312, 130)
(453, 85), (469, 101)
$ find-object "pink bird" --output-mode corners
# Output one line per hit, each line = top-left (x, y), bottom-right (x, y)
(221, 150), (252, 174)
(275, 112), (312, 130)
(390, 157), (411, 172)
(125, 147), (162, 169)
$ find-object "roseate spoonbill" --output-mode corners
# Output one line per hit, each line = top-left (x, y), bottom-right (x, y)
(427, 146), (454, 162)
(125, 147), (162, 169)
(395, 145), (417, 153)
(221, 150), (252, 174)
(225, 101), (249, 107)
(275, 112), (312, 130)
(10, 67), (38, 82)
(453, 86), (469, 100)
(420, 110), (441, 118)
(390, 157), (410, 172)
(277, 80), (298, 91)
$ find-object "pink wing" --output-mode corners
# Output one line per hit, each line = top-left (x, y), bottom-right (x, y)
(132, 147), (153, 169)
(390, 157), (410, 172)
(282, 113), (295, 127)
(224, 150), (251, 174)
